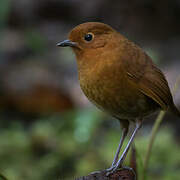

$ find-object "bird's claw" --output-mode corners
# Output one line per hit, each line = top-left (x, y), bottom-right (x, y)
(89, 170), (101, 175)
(105, 165), (118, 176)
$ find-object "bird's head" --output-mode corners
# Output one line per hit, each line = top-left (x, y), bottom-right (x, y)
(57, 22), (117, 58)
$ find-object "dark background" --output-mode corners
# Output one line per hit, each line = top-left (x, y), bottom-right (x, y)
(0, 0), (180, 179)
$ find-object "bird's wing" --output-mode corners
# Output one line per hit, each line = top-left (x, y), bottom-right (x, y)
(122, 43), (173, 110)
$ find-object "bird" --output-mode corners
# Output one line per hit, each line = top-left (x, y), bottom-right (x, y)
(57, 22), (180, 174)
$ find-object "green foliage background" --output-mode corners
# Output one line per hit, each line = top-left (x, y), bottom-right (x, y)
(0, 109), (179, 180)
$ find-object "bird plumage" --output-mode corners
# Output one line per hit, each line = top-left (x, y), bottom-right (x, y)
(57, 22), (180, 174)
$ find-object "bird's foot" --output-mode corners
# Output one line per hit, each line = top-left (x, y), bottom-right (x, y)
(105, 165), (116, 172)
(89, 170), (102, 175)
(105, 164), (121, 176)
(106, 166), (135, 177)
(106, 158), (124, 176)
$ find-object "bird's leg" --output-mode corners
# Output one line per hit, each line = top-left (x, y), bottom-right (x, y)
(106, 128), (128, 172)
(106, 120), (129, 171)
(107, 120), (142, 175)
(111, 127), (128, 167)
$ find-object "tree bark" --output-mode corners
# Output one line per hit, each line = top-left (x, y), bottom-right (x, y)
(75, 167), (136, 180)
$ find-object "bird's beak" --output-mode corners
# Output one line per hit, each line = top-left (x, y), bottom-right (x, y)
(57, 39), (77, 47)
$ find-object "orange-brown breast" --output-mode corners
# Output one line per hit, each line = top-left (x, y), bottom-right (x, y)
(77, 39), (160, 120)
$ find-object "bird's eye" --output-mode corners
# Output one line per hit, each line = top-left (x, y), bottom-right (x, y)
(84, 33), (94, 42)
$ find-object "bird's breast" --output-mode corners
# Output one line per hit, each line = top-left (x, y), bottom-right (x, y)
(79, 70), (158, 120)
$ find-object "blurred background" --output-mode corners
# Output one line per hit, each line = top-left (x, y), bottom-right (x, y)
(0, 0), (180, 179)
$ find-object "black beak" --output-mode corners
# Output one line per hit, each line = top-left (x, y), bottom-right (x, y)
(57, 39), (77, 47)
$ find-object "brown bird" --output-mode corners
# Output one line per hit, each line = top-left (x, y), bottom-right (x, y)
(57, 22), (180, 173)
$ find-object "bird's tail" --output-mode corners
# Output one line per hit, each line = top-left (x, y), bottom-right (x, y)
(170, 104), (180, 118)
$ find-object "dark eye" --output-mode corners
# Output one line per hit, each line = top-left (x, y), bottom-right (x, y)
(84, 33), (94, 42)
